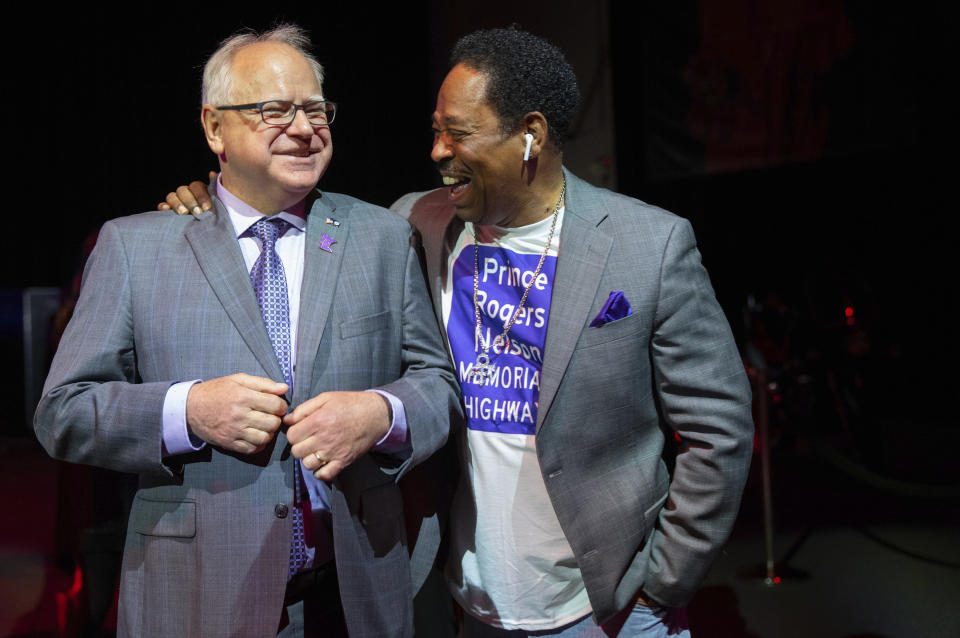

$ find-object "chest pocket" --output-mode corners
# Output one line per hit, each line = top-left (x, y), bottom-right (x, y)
(130, 496), (197, 538)
(339, 310), (391, 339)
(575, 310), (650, 351)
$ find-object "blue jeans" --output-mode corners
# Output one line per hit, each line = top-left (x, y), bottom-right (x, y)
(462, 605), (691, 637)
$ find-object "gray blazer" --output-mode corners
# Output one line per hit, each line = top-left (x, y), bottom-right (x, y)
(35, 189), (462, 638)
(391, 169), (754, 622)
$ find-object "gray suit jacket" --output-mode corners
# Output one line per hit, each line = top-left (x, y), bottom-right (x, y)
(391, 169), (753, 622)
(35, 189), (462, 638)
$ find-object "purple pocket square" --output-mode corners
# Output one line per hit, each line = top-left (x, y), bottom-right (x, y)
(590, 291), (633, 327)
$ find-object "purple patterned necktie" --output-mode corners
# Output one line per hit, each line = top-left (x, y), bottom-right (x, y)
(247, 217), (308, 579)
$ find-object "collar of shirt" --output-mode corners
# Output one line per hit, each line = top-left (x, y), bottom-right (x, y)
(216, 175), (308, 238)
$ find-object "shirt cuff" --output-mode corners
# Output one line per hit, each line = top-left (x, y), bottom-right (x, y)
(367, 390), (410, 459)
(162, 380), (206, 457)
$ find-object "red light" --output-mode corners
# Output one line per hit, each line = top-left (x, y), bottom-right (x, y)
(68, 565), (83, 596)
(773, 576), (781, 584)
(57, 565), (84, 633)
(844, 307), (854, 318)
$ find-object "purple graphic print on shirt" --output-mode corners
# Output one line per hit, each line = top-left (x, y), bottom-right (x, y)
(447, 243), (557, 435)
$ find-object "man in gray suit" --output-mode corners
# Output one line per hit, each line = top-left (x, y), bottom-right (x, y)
(390, 29), (754, 637)
(34, 25), (460, 638)
(157, 26), (754, 638)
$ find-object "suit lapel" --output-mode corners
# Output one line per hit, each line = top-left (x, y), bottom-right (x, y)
(536, 169), (613, 432)
(186, 199), (286, 383)
(294, 192), (347, 404)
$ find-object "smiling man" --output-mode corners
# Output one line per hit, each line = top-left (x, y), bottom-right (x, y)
(390, 28), (755, 637)
(34, 25), (460, 638)
(154, 26), (754, 638)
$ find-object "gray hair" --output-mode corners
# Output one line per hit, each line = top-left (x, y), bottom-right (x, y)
(201, 23), (325, 106)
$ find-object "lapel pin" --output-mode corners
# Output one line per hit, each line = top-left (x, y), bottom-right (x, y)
(325, 217), (341, 227)
(319, 232), (337, 253)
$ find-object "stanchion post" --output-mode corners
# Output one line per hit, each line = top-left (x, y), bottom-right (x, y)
(755, 367), (776, 584)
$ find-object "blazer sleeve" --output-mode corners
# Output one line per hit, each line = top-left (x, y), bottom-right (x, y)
(373, 225), (463, 478)
(33, 220), (177, 479)
(643, 218), (754, 608)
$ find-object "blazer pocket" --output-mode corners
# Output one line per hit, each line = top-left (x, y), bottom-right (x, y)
(130, 497), (197, 538)
(339, 310), (391, 339)
(576, 311), (649, 351)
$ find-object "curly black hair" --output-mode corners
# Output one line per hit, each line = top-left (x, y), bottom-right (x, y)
(450, 27), (580, 148)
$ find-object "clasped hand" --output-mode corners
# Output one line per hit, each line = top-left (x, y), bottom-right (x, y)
(186, 373), (288, 454)
(186, 376), (390, 479)
(285, 391), (391, 481)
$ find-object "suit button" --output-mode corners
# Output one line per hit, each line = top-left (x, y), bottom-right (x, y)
(274, 504), (289, 519)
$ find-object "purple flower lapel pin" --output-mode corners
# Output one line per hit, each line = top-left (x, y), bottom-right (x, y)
(319, 232), (337, 253)
(589, 291), (632, 327)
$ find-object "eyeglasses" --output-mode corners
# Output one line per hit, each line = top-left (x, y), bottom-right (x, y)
(216, 100), (337, 127)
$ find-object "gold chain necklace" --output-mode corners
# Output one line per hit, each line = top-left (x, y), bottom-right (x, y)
(470, 175), (565, 385)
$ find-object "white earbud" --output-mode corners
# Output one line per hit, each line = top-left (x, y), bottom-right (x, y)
(523, 133), (534, 161)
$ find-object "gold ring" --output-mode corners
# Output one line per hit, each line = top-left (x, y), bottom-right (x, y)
(313, 451), (327, 466)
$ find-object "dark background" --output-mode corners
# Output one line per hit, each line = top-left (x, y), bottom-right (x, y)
(2, 3), (958, 636)
(3, 1), (956, 469)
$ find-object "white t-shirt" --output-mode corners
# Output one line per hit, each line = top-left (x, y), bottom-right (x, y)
(442, 208), (592, 630)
